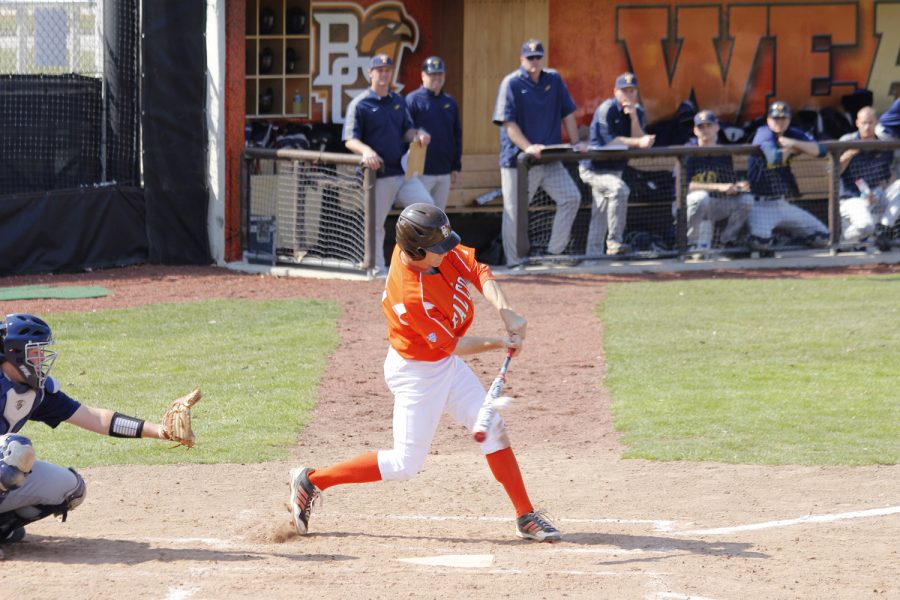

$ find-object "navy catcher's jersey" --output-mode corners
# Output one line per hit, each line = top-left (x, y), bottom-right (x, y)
(837, 132), (893, 198)
(684, 139), (738, 193)
(1, 373), (80, 434)
(748, 126), (819, 197)
(581, 97), (647, 173)
(343, 89), (414, 178)
(406, 87), (462, 176)
(492, 67), (577, 168)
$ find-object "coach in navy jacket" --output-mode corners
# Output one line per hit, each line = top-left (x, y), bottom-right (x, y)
(406, 56), (462, 210)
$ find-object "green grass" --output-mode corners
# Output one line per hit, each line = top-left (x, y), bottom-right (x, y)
(601, 275), (900, 465)
(23, 299), (340, 467)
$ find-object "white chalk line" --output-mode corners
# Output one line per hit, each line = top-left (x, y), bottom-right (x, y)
(680, 505), (900, 536)
(334, 512), (680, 531)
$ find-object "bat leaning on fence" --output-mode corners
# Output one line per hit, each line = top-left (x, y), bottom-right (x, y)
(472, 348), (515, 443)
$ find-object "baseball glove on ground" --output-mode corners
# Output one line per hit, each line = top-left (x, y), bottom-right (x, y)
(161, 388), (202, 448)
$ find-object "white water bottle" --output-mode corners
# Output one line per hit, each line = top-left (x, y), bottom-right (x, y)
(697, 219), (713, 250)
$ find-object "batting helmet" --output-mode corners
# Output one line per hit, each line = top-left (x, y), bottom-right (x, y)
(395, 203), (460, 260)
(0, 313), (56, 391)
(260, 7), (276, 34)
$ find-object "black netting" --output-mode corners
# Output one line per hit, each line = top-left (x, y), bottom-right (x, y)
(0, 1), (139, 196)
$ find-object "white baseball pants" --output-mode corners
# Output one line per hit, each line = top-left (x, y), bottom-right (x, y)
(501, 163), (581, 266)
(579, 168), (630, 255)
(378, 347), (508, 481)
(417, 174), (451, 210)
(374, 176), (433, 270)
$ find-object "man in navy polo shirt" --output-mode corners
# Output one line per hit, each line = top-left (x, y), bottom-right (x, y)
(492, 39), (584, 267)
(406, 56), (462, 210)
(746, 101), (829, 252)
(579, 73), (655, 256)
(344, 54), (433, 273)
(677, 109), (753, 250)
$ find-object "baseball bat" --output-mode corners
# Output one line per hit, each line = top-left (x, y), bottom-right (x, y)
(472, 348), (514, 443)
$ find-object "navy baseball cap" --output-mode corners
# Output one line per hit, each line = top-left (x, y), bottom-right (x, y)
(693, 110), (717, 126)
(615, 72), (638, 89)
(422, 56), (445, 74)
(369, 54), (394, 69)
(521, 39), (544, 58)
(768, 101), (791, 118)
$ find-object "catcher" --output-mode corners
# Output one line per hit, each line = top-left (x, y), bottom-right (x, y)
(0, 313), (200, 554)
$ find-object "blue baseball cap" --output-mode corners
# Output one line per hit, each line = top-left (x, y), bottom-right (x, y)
(369, 54), (394, 69)
(615, 72), (638, 89)
(422, 56), (445, 74)
(521, 39), (544, 58)
(768, 101), (791, 118)
(693, 110), (717, 126)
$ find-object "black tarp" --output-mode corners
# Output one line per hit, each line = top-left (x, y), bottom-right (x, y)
(0, 186), (147, 275)
(0, 75), (103, 195)
(142, 1), (211, 264)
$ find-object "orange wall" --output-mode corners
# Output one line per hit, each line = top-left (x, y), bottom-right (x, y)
(551, 0), (899, 126)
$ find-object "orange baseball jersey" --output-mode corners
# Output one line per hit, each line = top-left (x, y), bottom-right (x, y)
(382, 244), (495, 361)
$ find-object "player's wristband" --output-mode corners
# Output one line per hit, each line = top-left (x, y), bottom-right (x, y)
(109, 412), (145, 438)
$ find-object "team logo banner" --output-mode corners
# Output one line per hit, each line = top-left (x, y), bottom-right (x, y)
(311, 1), (420, 123)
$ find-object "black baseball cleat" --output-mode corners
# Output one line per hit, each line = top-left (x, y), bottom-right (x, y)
(874, 225), (892, 252)
(0, 526), (25, 544)
(516, 509), (562, 542)
(288, 467), (321, 535)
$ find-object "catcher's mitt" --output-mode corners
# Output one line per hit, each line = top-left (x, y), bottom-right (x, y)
(161, 388), (202, 448)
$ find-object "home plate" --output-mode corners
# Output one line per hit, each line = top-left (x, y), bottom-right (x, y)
(398, 554), (495, 568)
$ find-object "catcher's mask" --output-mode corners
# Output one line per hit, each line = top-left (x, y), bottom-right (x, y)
(0, 313), (57, 391)
(396, 203), (460, 260)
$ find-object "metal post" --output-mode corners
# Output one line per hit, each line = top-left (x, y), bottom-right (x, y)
(674, 156), (688, 253)
(363, 165), (376, 270)
(826, 151), (841, 248)
(515, 153), (530, 261)
(240, 151), (251, 256)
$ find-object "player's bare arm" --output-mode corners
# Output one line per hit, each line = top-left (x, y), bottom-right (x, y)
(345, 138), (384, 171)
(482, 279), (528, 339)
(453, 333), (522, 357)
(504, 121), (542, 157)
(65, 404), (166, 439)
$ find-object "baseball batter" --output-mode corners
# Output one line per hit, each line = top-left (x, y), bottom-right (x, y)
(405, 56), (462, 210)
(289, 203), (562, 542)
(746, 101), (829, 251)
(0, 314), (197, 555)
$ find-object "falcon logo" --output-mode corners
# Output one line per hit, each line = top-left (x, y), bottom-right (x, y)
(623, 74), (635, 85)
(526, 41), (540, 53)
(311, 1), (419, 122)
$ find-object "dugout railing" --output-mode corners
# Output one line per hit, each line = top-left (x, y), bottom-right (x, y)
(240, 147), (374, 273)
(515, 139), (900, 263)
(239, 140), (900, 274)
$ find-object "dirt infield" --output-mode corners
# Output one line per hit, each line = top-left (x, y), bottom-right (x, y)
(2, 264), (898, 600)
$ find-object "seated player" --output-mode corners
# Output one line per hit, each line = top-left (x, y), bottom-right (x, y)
(837, 106), (899, 251)
(675, 110), (753, 251)
(746, 101), (830, 252)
